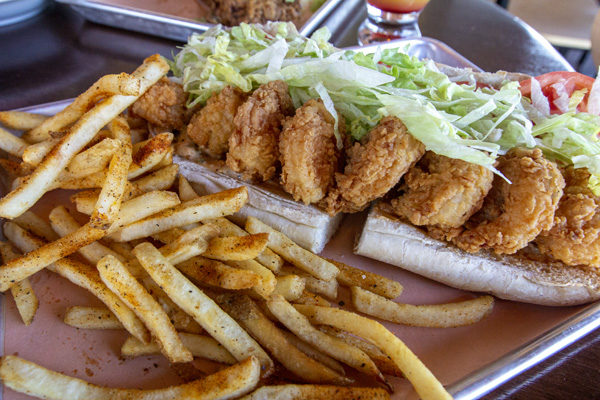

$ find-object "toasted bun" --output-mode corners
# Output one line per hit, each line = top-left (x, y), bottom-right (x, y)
(354, 205), (600, 306)
(174, 156), (342, 253)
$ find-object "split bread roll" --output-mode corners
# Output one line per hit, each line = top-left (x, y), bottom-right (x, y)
(174, 156), (343, 253)
(355, 205), (600, 306)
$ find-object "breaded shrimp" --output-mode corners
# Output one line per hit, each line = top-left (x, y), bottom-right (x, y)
(131, 77), (187, 131)
(187, 86), (246, 159)
(279, 99), (343, 204)
(536, 167), (600, 267)
(324, 116), (425, 214)
(453, 148), (564, 255)
(391, 152), (494, 229)
(226, 80), (294, 181)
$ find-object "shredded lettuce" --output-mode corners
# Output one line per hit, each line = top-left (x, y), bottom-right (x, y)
(170, 23), (600, 192)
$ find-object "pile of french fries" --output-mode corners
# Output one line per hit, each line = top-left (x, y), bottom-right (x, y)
(0, 55), (495, 400)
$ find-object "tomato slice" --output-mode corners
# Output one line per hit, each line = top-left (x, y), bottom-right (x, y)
(519, 71), (595, 114)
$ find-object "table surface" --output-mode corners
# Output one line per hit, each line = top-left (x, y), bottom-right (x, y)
(0, 0), (598, 399)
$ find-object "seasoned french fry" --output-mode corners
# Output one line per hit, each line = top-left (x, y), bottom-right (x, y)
(98, 255), (193, 363)
(157, 224), (218, 264)
(0, 126), (27, 157)
(0, 221), (105, 292)
(215, 293), (350, 385)
(177, 257), (261, 290)
(108, 190), (181, 232)
(352, 286), (494, 328)
(0, 242), (38, 326)
(266, 295), (385, 384)
(100, 240), (134, 261)
(203, 233), (269, 261)
(319, 326), (402, 377)
(49, 206), (125, 264)
(122, 224), (218, 278)
(128, 164), (178, 196)
(178, 175), (198, 201)
(205, 217), (283, 272)
(57, 138), (120, 182)
(0, 355), (260, 400)
(75, 190), (180, 232)
(140, 276), (205, 335)
(133, 242), (273, 375)
(0, 158), (34, 180)
(328, 258), (403, 299)
(245, 217), (338, 281)
(13, 210), (59, 241)
(279, 265), (337, 300)
(240, 385), (390, 400)
(65, 304), (203, 334)
(22, 137), (60, 166)
(273, 275), (305, 301)
(294, 304), (452, 400)
(293, 290), (330, 307)
(23, 72), (143, 143)
(91, 128), (132, 229)
(121, 333), (236, 364)
(278, 329), (345, 376)
(226, 259), (276, 299)
(0, 110), (48, 131)
(70, 164), (179, 213)
(0, 55), (169, 219)
(128, 132), (173, 179)
(151, 228), (187, 244)
(4, 222), (150, 344)
(64, 306), (122, 330)
(109, 187), (248, 242)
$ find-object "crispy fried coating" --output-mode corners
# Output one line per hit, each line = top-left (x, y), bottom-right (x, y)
(391, 152), (493, 229)
(131, 77), (187, 131)
(187, 86), (246, 159)
(453, 148), (564, 255)
(279, 99), (343, 204)
(207, 0), (302, 26)
(536, 167), (600, 267)
(324, 116), (425, 214)
(226, 80), (294, 181)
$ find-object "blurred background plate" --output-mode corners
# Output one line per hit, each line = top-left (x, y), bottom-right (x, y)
(0, 0), (49, 26)
(55, 0), (342, 41)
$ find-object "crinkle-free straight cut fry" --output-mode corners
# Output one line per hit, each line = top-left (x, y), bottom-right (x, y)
(0, 355), (260, 400)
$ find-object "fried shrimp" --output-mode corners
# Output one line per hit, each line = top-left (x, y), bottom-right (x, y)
(131, 77), (187, 131)
(324, 116), (425, 214)
(279, 99), (343, 204)
(226, 80), (294, 181)
(187, 86), (246, 159)
(391, 152), (494, 229)
(453, 148), (564, 255)
(535, 167), (600, 267)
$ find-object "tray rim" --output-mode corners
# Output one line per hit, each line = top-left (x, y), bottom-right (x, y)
(4, 38), (598, 400)
(55, 0), (344, 41)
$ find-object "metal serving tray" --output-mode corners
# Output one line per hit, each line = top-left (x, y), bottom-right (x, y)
(55, 0), (343, 41)
(2, 39), (599, 400)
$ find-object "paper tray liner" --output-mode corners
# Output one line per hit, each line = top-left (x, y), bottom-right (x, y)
(2, 201), (582, 399)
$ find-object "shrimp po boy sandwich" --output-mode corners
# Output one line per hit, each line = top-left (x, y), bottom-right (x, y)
(129, 22), (600, 306)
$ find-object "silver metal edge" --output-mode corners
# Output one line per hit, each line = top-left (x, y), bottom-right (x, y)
(57, 0), (342, 42)
(448, 301), (600, 399)
(299, 0), (343, 36)
(56, 0), (212, 42)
